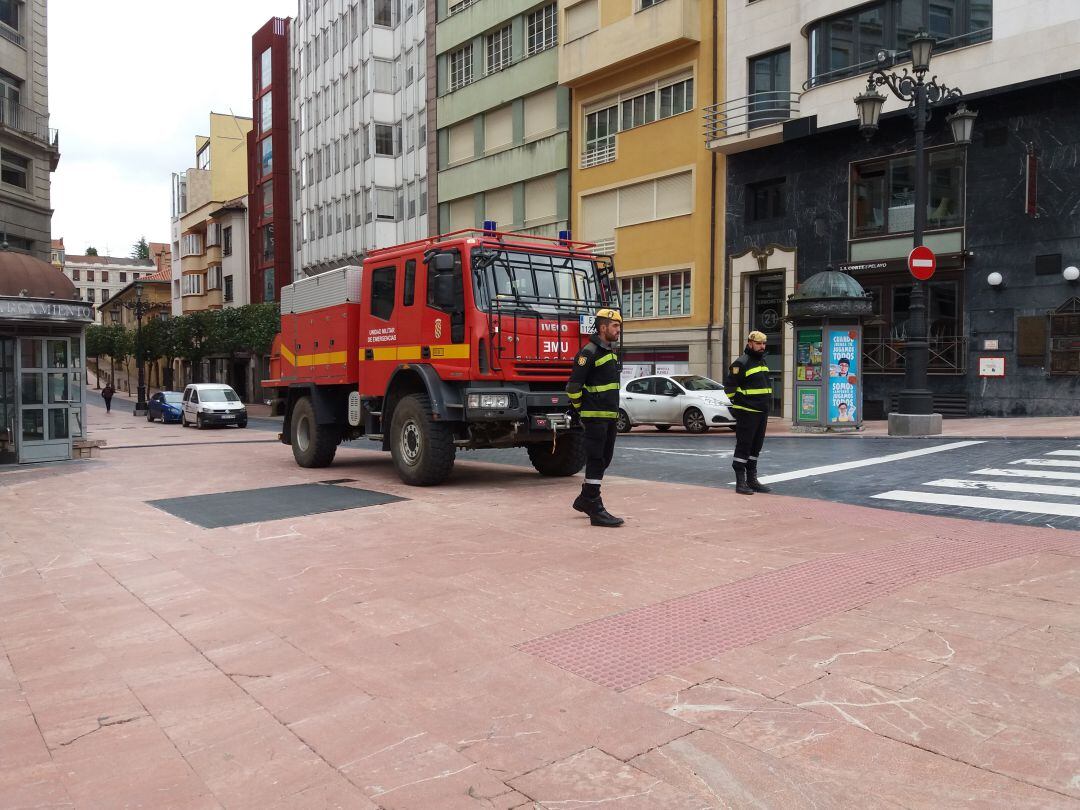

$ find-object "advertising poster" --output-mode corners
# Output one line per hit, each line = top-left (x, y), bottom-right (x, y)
(797, 386), (819, 421)
(827, 329), (859, 423)
(796, 329), (823, 382)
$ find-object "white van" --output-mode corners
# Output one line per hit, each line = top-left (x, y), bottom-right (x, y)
(181, 383), (248, 429)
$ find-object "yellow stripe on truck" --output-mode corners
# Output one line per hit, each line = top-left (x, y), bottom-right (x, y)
(279, 345), (347, 368)
(359, 344), (472, 362)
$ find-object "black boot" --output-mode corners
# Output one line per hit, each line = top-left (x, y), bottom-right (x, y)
(734, 467), (755, 495)
(746, 462), (772, 493)
(590, 498), (624, 527)
(574, 483), (601, 514)
(573, 494), (593, 514)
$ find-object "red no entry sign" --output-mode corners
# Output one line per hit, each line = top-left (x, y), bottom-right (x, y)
(908, 245), (936, 280)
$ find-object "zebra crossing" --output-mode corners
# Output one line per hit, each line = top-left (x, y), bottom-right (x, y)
(871, 444), (1080, 524)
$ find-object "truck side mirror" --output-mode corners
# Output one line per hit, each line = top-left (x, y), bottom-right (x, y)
(432, 273), (456, 310)
(429, 253), (455, 273)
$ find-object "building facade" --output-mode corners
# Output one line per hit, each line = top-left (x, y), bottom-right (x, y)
(61, 252), (157, 323)
(435, 0), (569, 240)
(291, 0), (429, 279)
(249, 17), (293, 303)
(712, 0), (1080, 418)
(560, 0), (722, 381)
(0, 0), (59, 264)
(170, 113), (254, 316)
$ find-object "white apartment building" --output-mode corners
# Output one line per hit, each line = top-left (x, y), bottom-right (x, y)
(62, 254), (157, 323)
(291, 0), (429, 278)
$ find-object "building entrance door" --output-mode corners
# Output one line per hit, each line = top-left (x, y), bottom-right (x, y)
(17, 337), (83, 463)
(749, 275), (785, 416)
(0, 337), (16, 464)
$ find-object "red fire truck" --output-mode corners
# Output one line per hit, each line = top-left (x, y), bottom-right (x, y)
(263, 228), (619, 486)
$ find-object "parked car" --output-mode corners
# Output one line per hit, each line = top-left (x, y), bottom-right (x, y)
(146, 391), (184, 423)
(617, 374), (735, 433)
(180, 383), (248, 429)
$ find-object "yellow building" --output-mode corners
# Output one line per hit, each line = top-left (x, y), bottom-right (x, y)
(560, 0), (721, 380)
(173, 113), (253, 315)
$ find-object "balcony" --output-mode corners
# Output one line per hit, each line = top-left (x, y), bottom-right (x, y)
(863, 337), (968, 375)
(704, 92), (800, 154)
(0, 98), (59, 151)
(559, 0), (700, 87)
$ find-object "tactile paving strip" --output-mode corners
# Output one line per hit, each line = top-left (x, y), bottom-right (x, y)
(518, 525), (1069, 691)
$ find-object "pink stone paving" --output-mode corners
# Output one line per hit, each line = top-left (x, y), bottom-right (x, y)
(2, 413), (1079, 807)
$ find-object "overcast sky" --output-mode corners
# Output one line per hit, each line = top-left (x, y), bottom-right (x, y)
(50, 0), (295, 258)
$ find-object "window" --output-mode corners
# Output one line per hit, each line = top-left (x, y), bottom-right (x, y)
(565, 0), (598, 41)
(851, 146), (963, 237)
(207, 265), (223, 290)
(748, 48), (790, 128)
(747, 178), (786, 222)
(373, 58), (396, 93)
(180, 233), (203, 257)
(181, 274), (204, 296)
(260, 91), (272, 132)
(262, 181), (274, 220)
(0, 0), (19, 31)
(449, 45), (473, 91)
(87, 270), (95, 282)
(376, 187), (397, 220)
(375, 124), (400, 156)
(224, 275), (234, 303)
(619, 271), (691, 318)
(404, 259), (416, 306)
(583, 75), (693, 165)
(371, 265), (396, 320)
(72, 268), (80, 281)
(580, 172), (692, 242)
(583, 106), (617, 165)
(100, 271), (109, 283)
(196, 143), (210, 171)
(261, 224), (275, 260)
(87, 288), (95, 302)
(808, 0), (992, 88)
(101, 289), (110, 302)
(486, 25), (512, 74)
(1, 148), (28, 188)
(206, 223), (221, 247)
(449, 0), (477, 13)
(222, 225), (233, 257)
(260, 137), (273, 176)
(526, 4), (557, 55)
(264, 268), (275, 302)
(260, 48), (272, 90)
(374, 0), (396, 26)
(639, 0), (665, 7)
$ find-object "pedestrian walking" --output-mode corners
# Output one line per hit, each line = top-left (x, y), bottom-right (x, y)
(566, 308), (624, 527)
(725, 330), (773, 495)
(101, 383), (115, 414)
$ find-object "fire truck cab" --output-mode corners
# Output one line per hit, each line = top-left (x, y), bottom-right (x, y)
(263, 229), (619, 486)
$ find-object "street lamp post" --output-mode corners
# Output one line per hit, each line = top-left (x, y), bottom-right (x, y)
(853, 33), (977, 420)
(125, 282), (150, 416)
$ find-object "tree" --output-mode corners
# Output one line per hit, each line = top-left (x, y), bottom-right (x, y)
(103, 324), (132, 388)
(174, 311), (214, 383)
(85, 324), (109, 388)
(236, 303), (281, 355)
(85, 246), (99, 256)
(130, 237), (150, 261)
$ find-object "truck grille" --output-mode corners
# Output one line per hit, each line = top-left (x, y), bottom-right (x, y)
(513, 360), (573, 378)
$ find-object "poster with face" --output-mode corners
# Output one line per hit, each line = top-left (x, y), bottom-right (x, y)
(827, 329), (859, 423)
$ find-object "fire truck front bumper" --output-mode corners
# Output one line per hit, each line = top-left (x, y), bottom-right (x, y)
(464, 389), (572, 428)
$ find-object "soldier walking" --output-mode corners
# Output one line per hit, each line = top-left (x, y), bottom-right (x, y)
(566, 308), (624, 527)
(725, 330), (774, 495)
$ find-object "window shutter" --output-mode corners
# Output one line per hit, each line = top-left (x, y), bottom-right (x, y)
(524, 88), (557, 139)
(448, 121), (473, 164)
(618, 181), (654, 227)
(565, 0), (598, 41)
(656, 171), (693, 218)
(484, 186), (514, 228)
(484, 105), (513, 152)
(448, 196), (474, 230)
(581, 189), (616, 241)
(1017, 315), (1047, 366)
(524, 174), (557, 223)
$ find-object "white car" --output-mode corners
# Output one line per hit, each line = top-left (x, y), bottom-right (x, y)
(617, 374), (735, 433)
(180, 383), (248, 429)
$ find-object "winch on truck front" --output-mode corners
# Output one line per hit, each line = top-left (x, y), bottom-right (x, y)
(263, 228), (620, 486)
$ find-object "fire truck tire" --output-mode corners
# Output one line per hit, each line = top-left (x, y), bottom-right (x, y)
(526, 431), (586, 477)
(390, 393), (456, 486)
(291, 396), (339, 468)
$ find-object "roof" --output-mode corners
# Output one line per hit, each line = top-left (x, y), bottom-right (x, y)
(209, 196), (247, 218)
(95, 276), (171, 312)
(51, 238), (65, 249)
(66, 254), (155, 268)
(0, 250), (77, 299)
(145, 266), (171, 281)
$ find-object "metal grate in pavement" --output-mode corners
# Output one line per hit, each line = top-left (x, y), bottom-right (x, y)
(518, 528), (1067, 691)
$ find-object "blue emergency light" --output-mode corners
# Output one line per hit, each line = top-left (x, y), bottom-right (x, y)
(482, 220), (497, 234)
(558, 229), (571, 244)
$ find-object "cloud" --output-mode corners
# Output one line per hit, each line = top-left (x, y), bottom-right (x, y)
(49, 0), (294, 255)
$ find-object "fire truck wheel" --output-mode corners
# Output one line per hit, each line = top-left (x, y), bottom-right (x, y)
(390, 393), (456, 486)
(291, 396), (339, 468)
(526, 431), (586, 477)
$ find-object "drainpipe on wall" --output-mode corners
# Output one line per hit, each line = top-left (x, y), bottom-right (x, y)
(705, 0), (721, 379)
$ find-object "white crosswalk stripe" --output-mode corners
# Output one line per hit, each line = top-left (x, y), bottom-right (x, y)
(1046, 450), (1080, 457)
(1010, 458), (1080, 468)
(970, 467), (1080, 481)
(872, 490), (1080, 518)
(925, 478), (1080, 497)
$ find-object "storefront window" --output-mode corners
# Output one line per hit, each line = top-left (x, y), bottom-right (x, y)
(852, 147), (963, 237)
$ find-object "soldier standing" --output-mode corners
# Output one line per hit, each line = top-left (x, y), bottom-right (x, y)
(725, 330), (773, 495)
(566, 308), (624, 527)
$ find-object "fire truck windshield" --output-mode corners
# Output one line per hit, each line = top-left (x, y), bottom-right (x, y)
(471, 248), (610, 316)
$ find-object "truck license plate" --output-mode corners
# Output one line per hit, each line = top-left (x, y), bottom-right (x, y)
(579, 314), (595, 333)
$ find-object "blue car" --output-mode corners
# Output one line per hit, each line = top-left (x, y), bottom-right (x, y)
(147, 391), (184, 423)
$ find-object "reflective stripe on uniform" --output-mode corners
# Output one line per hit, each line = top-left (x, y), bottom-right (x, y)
(744, 365), (770, 376)
(593, 353), (617, 366)
(731, 404), (762, 412)
(580, 409), (618, 419)
(567, 391), (582, 400)
(736, 387), (773, 396)
(584, 382), (620, 393)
